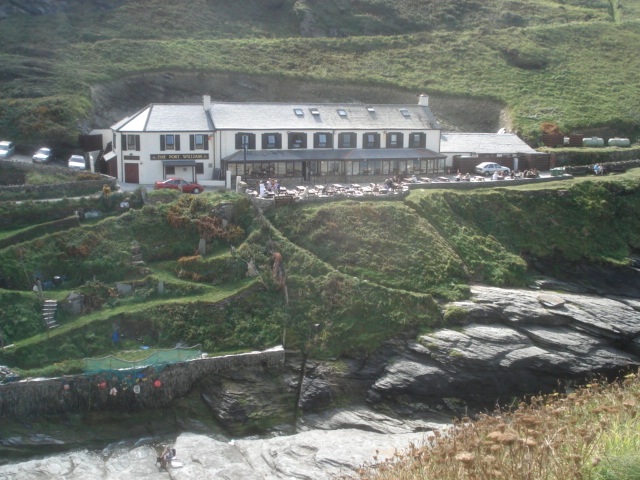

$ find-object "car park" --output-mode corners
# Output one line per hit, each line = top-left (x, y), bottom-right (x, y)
(475, 162), (510, 176)
(68, 155), (86, 170)
(32, 147), (54, 164)
(154, 177), (204, 194)
(0, 141), (15, 159)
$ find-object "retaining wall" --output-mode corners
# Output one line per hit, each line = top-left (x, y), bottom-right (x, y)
(0, 346), (284, 418)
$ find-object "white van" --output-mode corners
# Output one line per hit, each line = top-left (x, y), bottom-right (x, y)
(0, 141), (16, 159)
(68, 155), (86, 170)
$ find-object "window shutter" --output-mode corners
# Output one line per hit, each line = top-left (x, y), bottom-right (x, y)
(204, 135), (209, 150)
(160, 135), (165, 151)
(175, 135), (180, 150)
(190, 135), (195, 150)
(121, 134), (127, 151)
(135, 135), (140, 151)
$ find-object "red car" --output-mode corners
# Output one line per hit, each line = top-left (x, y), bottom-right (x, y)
(154, 178), (204, 194)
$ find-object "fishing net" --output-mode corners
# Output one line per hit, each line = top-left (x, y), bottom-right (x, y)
(84, 345), (202, 374)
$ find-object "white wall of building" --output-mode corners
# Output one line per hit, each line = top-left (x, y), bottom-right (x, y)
(217, 129), (440, 157)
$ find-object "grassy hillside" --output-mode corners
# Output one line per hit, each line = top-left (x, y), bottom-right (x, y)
(0, 0), (639, 148)
(1, 171), (639, 376)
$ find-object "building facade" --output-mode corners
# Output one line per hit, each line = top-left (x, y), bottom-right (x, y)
(109, 95), (446, 185)
(440, 132), (539, 173)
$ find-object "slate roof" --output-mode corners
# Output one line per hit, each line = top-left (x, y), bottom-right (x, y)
(209, 103), (440, 131)
(112, 104), (212, 132)
(440, 133), (537, 155)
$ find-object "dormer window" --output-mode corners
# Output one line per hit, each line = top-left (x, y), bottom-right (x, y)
(367, 107), (375, 113)
(310, 108), (320, 116)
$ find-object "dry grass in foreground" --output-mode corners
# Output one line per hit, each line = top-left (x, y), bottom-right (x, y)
(356, 372), (640, 480)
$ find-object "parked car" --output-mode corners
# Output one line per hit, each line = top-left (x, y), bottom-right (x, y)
(67, 154), (86, 170)
(154, 177), (204, 194)
(32, 147), (54, 164)
(0, 141), (15, 159)
(475, 162), (510, 176)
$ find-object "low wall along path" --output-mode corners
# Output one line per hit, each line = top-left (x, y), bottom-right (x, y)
(0, 346), (284, 418)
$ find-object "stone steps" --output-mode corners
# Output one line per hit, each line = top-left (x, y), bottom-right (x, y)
(42, 300), (58, 329)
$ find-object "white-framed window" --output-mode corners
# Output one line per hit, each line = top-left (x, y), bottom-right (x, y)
(160, 134), (181, 151)
(262, 133), (281, 149)
(363, 132), (380, 149)
(339, 132), (356, 148)
(314, 132), (333, 148)
(190, 134), (209, 150)
(121, 134), (140, 151)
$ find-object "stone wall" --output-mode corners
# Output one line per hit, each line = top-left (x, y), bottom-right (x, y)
(0, 178), (116, 197)
(0, 346), (284, 418)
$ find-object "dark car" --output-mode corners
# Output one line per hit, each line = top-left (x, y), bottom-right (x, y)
(32, 147), (54, 164)
(154, 177), (204, 194)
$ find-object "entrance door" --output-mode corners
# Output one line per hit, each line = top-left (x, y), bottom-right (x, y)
(106, 158), (118, 178)
(124, 163), (139, 184)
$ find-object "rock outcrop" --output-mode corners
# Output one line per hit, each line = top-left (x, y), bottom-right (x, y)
(366, 283), (640, 415)
(0, 408), (445, 479)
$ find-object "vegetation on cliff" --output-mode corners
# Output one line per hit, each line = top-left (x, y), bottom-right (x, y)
(0, 170), (639, 378)
(1, 0), (640, 149)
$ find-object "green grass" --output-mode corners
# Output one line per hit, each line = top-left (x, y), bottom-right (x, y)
(0, 1), (639, 146)
(2, 173), (640, 372)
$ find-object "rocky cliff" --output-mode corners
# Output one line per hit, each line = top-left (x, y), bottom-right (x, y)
(198, 265), (640, 431)
(2, 267), (639, 477)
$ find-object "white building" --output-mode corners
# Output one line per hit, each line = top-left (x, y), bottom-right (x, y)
(440, 132), (538, 172)
(106, 95), (446, 185)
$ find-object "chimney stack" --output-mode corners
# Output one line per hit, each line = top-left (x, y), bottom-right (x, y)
(203, 95), (211, 110)
(418, 94), (429, 107)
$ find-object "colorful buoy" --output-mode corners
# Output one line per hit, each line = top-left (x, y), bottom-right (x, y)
(153, 380), (162, 388)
